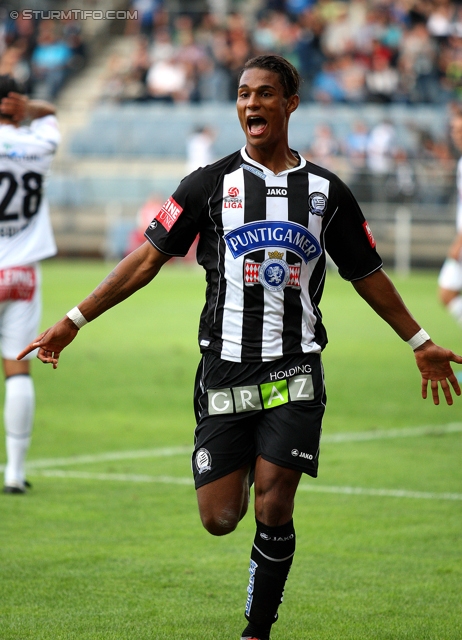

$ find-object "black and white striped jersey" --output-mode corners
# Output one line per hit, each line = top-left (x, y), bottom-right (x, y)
(145, 147), (382, 363)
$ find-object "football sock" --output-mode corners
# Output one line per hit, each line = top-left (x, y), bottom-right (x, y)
(243, 518), (296, 635)
(448, 295), (462, 326)
(4, 374), (35, 486)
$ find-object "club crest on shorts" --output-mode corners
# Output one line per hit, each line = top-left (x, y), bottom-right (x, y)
(308, 192), (328, 216)
(259, 251), (290, 292)
(195, 448), (212, 474)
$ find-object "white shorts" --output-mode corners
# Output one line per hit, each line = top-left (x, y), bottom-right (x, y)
(438, 258), (462, 292)
(0, 263), (41, 360)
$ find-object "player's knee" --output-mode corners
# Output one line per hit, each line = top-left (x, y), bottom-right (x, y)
(200, 508), (240, 536)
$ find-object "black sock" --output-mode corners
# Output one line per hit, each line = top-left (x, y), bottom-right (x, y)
(243, 518), (296, 634)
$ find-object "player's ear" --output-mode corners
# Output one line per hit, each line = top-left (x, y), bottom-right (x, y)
(286, 94), (300, 115)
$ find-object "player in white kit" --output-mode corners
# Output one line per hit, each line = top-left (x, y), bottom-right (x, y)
(438, 108), (462, 331)
(0, 76), (60, 493)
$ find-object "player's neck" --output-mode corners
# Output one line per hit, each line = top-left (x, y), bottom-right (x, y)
(245, 144), (299, 175)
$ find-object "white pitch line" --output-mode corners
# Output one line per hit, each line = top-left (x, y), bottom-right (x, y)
(36, 469), (194, 485)
(297, 483), (462, 501)
(33, 469), (462, 501)
(0, 423), (460, 473)
(322, 422), (462, 443)
(16, 445), (193, 470)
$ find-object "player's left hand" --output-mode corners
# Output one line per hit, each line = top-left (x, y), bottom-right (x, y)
(414, 341), (462, 405)
(0, 92), (27, 124)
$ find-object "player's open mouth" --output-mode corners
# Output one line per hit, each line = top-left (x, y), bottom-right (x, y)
(247, 116), (267, 136)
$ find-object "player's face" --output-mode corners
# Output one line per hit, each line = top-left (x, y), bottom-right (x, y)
(237, 68), (299, 152)
(451, 116), (462, 152)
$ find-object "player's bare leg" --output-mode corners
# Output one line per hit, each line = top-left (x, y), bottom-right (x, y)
(3, 358), (34, 493)
(197, 458), (300, 639)
(196, 464), (251, 536)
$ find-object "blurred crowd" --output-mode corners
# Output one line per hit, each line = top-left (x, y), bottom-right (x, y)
(0, 8), (87, 100)
(100, 0), (462, 105)
(301, 116), (457, 205)
(3, 0), (462, 106)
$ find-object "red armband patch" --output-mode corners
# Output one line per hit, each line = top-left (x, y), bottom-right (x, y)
(362, 221), (376, 248)
(155, 196), (183, 232)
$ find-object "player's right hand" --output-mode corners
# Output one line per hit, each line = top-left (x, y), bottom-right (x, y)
(17, 317), (79, 369)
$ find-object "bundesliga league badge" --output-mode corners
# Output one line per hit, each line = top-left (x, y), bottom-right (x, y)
(259, 251), (290, 292)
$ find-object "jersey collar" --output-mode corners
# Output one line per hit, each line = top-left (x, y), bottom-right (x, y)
(240, 146), (306, 177)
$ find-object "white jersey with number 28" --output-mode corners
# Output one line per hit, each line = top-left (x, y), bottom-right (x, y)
(0, 115), (60, 269)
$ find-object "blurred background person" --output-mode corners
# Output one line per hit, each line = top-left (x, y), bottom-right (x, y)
(438, 107), (462, 334)
(186, 125), (216, 174)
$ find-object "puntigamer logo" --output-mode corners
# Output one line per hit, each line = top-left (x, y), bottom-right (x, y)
(224, 221), (321, 264)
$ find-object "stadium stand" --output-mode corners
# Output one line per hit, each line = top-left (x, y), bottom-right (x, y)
(3, 1), (461, 264)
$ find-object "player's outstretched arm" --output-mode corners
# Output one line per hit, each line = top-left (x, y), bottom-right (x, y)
(352, 268), (462, 405)
(17, 241), (170, 369)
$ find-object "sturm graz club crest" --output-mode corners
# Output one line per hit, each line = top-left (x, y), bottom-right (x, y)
(258, 251), (290, 292)
(308, 192), (328, 216)
(195, 448), (212, 474)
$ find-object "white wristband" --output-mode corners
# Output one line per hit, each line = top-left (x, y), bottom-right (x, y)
(66, 306), (88, 329)
(407, 329), (430, 350)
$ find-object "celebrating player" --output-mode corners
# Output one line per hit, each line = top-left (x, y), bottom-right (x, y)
(0, 76), (60, 494)
(18, 56), (462, 639)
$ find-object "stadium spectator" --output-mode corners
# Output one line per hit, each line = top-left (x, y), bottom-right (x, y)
(145, 52), (190, 102)
(126, 0), (165, 37)
(364, 51), (400, 103)
(18, 55), (462, 640)
(385, 147), (418, 203)
(0, 44), (31, 89)
(30, 20), (73, 100)
(398, 20), (440, 103)
(312, 56), (345, 102)
(366, 118), (397, 200)
(0, 76), (60, 494)
(186, 125), (215, 173)
(302, 121), (340, 170)
(438, 106), (462, 332)
(343, 119), (371, 201)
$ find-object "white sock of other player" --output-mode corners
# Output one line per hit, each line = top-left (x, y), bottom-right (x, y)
(4, 374), (35, 486)
(448, 295), (462, 326)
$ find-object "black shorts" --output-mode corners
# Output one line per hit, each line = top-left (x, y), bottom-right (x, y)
(192, 352), (326, 489)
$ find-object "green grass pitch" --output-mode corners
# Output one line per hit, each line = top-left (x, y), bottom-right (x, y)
(1, 259), (461, 639)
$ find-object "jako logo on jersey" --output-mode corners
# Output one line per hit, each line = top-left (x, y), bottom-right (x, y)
(266, 187), (288, 197)
(224, 221), (321, 264)
(362, 221), (376, 248)
(155, 196), (183, 232)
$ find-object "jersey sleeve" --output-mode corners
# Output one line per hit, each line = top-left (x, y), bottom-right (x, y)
(144, 168), (211, 257)
(29, 115), (61, 149)
(324, 176), (383, 281)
